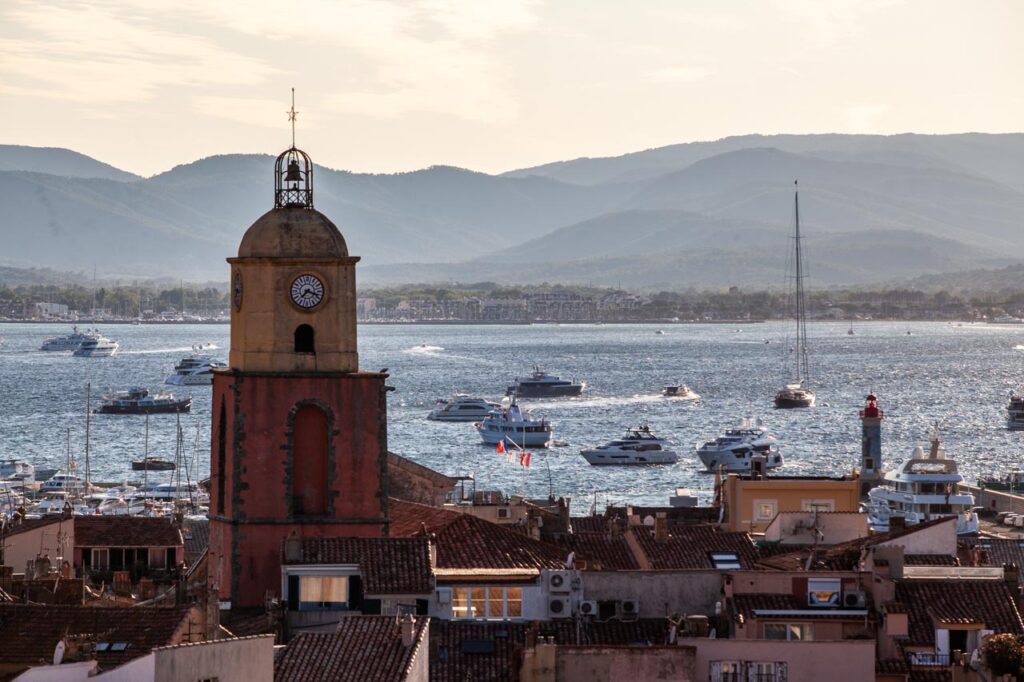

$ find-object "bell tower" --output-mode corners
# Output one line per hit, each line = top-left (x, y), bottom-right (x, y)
(209, 103), (389, 610)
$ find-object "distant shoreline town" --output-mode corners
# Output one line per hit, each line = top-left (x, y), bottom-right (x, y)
(3, 281), (1024, 324)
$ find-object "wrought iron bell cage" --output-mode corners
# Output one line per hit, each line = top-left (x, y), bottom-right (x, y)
(274, 147), (314, 209)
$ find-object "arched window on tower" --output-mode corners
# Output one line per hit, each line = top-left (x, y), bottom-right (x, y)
(295, 324), (315, 353)
(292, 404), (329, 516)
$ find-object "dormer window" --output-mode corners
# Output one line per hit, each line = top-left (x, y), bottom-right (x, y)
(710, 552), (742, 569)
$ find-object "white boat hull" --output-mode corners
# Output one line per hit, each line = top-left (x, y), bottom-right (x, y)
(477, 428), (551, 448)
(581, 449), (678, 466)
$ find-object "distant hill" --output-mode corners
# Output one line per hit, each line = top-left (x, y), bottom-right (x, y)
(0, 145), (139, 181)
(1, 136), (1023, 286)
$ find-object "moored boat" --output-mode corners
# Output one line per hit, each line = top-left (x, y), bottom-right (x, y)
(475, 399), (552, 448)
(95, 387), (192, 414)
(1008, 394), (1024, 430)
(774, 182), (815, 409)
(580, 426), (679, 466)
(131, 456), (177, 471)
(695, 418), (783, 473)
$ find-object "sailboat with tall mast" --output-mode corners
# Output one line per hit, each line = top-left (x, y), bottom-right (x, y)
(774, 181), (816, 409)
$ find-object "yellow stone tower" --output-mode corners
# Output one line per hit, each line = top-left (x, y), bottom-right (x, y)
(227, 146), (359, 373)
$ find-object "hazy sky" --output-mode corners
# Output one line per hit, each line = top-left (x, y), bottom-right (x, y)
(1, 0), (1021, 177)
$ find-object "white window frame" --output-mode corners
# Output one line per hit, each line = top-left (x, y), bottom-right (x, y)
(91, 548), (110, 571)
(451, 586), (524, 620)
(801, 499), (835, 512)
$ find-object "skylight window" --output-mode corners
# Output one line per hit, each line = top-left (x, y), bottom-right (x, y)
(710, 552), (742, 569)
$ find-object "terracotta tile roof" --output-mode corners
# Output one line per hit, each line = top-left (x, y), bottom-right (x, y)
(284, 537), (432, 595)
(961, 538), (1024, 568)
(895, 580), (1024, 646)
(876, 657), (908, 674)
(275, 616), (428, 682)
(570, 516), (608, 534)
(390, 500), (566, 571)
(74, 516), (183, 548)
(730, 594), (869, 623)
(755, 517), (955, 572)
(0, 604), (192, 669)
(908, 671), (952, 682)
(629, 525), (757, 570)
(0, 515), (63, 538)
(221, 607), (276, 638)
(429, 619), (672, 681)
(553, 531), (639, 571)
(904, 553), (958, 566)
(607, 506), (721, 525)
(182, 518), (209, 566)
(388, 499), (462, 536)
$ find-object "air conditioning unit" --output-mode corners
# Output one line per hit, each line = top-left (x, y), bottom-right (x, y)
(579, 600), (598, 617)
(436, 588), (452, 606)
(548, 596), (571, 619)
(843, 591), (867, 608)
(617, 599), (640, 619)
(547, 570), (572, 593)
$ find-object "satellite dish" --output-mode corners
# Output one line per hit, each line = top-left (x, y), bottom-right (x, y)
(53, 640), (66, 666)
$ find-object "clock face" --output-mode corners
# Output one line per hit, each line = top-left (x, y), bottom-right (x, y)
(290, 274), (325, 309)
(233, 273), (243, 310)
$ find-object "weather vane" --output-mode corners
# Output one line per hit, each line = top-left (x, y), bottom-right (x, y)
(286, 88), (299, 148)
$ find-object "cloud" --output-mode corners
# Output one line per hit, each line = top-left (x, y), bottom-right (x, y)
(646, 66), (710, 85)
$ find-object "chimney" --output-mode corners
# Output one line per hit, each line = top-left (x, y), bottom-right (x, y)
(401, 613), (416, 647)
(654, 512), (669, 543)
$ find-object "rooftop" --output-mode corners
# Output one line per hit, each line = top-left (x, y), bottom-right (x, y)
(629, 524), (758, 570)
(284, 537), (432, 594)
(75, 516), (183, 548)
(895, 580), (1024, 646)
(274, 615), (427, 682)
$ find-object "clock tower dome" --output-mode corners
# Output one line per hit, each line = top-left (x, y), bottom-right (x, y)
(209, 137), (389, 611)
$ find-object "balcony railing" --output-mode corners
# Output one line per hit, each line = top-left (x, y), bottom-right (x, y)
(909, 652), (951, 667)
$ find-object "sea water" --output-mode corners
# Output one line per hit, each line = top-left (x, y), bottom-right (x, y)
(2, 321), (1023, 512)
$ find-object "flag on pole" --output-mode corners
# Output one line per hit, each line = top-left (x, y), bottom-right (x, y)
(523, 452), (532, 467)
(496, 440), (505, 455)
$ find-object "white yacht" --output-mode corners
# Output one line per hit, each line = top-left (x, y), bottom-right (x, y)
(865, 430), (979, 536)
(427, 394), (502, 422)
(662, 384), (700, 400)
(0, 460), (35, 484)
(506, 367), (585, 398)
(40, 472), (85, 492)
(165, 353), (227, 385)
(73, 333), (118, 357)
(580, 426), (679, 465)
(475, 399), (552, 448)
(28, 491), (91, 516)
(695, 418), (783, 473)
(1008, 394), (1024, 430)
(40, 327), (100, 352)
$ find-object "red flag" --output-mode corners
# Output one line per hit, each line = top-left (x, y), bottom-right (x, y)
(518, 452), (525, 466)
(522, 452), (532, 467)
(496, 440), (505, 455)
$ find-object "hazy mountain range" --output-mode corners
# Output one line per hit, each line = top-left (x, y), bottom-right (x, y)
(1, 134), (1022, 288)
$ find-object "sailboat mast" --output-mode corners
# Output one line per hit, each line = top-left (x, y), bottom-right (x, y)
(84, 383), (91, 490)
(793, 181), (809, 385)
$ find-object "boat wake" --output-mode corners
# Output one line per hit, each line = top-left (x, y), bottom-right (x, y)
(121, 346), (207, 355)
(1014, 345), (1024, 351)
(403, 344), (444, 355)
(526, 394), (664, 411)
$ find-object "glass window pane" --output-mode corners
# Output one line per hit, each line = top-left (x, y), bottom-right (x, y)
(300, 576), (323, 603)
(506, 587), (522, 617)
(452, 587), (469, 618)
(323, 576), (348, 603)
(488, 588), (505, 617)
(764, 623), (787, 639)
(471, 588), (486, 618)
(789, 624), (805, 641)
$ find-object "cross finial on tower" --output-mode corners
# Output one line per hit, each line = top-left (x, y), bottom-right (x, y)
(286, 88), (299, 148)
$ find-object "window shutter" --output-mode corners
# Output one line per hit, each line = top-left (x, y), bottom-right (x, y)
(349, 575), (364, 610)
(287, 575), (299, 610)
(747, 663), (757, 682)
(710, 661), (722, 682)
(777, 662), (788, 682)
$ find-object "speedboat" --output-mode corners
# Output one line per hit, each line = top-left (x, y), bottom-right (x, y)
(865, 428), (979, 536)
(475, 399), (552, 448)
(427, 394), (502, 422)
(695, 418), (783, 473)
(164, 352), (227, 385)
(95, 387), (191, 414)
(662, 384), (700, 400)
(580, 426), (679, 465)
(40, 326), (96, 352)
(506, 367), (584, 398)
(73, 333), (119, 357)
(1008, 394), (1024, 430)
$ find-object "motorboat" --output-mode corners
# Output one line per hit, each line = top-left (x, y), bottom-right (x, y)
(40, 326), (97, 352)
(695, 418), (783, 473)
(73, 333), (119, 357)
(132, 482), (210, 506)
(662, 384), (700, 400)
(774, 183), (815, 409)
(979, 470), (1024, 494)
(131, 456), (176, 471)
(40, 472), (85, 492)
(427, 394), (502, 422)
(95, 387), (191, 414)
(475, 399), (552, 448)
(865, 428), (979, 536)
(580, 426), (679, 465)
(28, 491), (91, 516)
(164, 352), (227, 385)
(1008, 394), (1024, 430)
(0, 460), (35, 484)
(506, 367), (585, 398)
